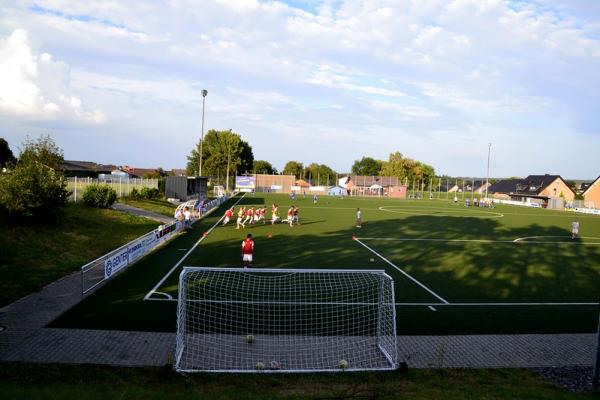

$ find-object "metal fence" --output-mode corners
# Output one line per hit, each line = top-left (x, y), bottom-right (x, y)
(81, 195), (229, 295)
(67, 177), (159, 201)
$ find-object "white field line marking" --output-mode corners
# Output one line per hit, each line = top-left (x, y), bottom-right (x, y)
(378, 205), (504, 218)
(141, 298), (598, 306)
(143, 194), (247, 301)
(396, 302), (598, 306)
(357, 237), (600, 245)
(428, 306), (437, 311)
(513, 236), (600, 243)
(153, 291), (173, 300)
(354, 238), (449, 304)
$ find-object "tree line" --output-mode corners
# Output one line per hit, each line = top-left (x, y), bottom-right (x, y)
(185, 130), (436, 187)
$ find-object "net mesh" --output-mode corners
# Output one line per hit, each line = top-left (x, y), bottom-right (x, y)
(175, 268), (397, 373)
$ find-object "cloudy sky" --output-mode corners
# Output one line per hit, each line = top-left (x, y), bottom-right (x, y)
(0, 0), (599, 178)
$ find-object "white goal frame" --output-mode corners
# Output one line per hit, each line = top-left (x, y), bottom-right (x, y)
(175, 267), (398, 373)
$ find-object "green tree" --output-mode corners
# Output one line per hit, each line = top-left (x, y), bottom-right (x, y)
(0, 135), (70, 220)
(143, 168), (167, 179)
(351, 157), (383, 176)
(379, 151), (435, 184)
(0, 138), (16, 168)
(253, 160), (275, 174)
(303, 163), (337, 185)
(186, 130), (254, 182)
(20, 135), (64, 170)
(282, 161), (304, 179)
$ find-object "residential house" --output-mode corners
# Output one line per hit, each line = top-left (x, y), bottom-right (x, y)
(62, 160), (116, 178)
(582, 176), (600, 209)
(488, 174), (575, 207)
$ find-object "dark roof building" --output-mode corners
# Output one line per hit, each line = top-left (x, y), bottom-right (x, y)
(488, 174), (575, 203)
(62, 160), (117, 177)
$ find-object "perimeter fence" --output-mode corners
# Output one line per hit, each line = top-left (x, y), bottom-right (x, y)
(67, 177), (159, 201)
(80, 196), (229, 295)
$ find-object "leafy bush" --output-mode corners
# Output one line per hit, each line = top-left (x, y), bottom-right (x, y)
(0, 135), (70, 221)
(82, 184), (117, 208)
(139, 187), (160, 200)
(129, 187), (140, 200)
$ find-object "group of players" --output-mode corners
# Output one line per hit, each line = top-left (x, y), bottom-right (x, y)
(221, 204), (301, 229)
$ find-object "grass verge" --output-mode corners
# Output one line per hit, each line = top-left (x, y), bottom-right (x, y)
(0, 363), (593, 399)
(0, 203), (157, 307)
(118, 198), (177, 218)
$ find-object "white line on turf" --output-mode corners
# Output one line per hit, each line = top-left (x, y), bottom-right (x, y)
(354, 237), (450, 304)
(153, 291), (173, 300)
(378, 205), (504, 218)
(134, 298), (599, 306)
(513, 236), (600, 243)
(143, 193), (247, 301)
(428, 306), (437, 311)
(357, 237), (600, 245)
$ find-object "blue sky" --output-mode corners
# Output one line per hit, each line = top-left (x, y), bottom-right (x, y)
(0, 0), (599, 178)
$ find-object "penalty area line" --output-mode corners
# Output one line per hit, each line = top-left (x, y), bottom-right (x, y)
(354, 238), (449, 304)
(143, 193), (247, 301)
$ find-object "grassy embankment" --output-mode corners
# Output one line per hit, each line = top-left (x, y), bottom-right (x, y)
(0, 203), (157, 307)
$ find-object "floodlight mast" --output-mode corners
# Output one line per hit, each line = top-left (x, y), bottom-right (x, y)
(198, 89), (208, 177)
(485, 143), (491, 200)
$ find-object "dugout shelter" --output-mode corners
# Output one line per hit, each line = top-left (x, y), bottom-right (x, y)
(166, 176), (208, 201)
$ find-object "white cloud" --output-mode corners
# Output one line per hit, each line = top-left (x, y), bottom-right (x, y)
(0, 1), (599, 176)
(0, 29), (105, 123)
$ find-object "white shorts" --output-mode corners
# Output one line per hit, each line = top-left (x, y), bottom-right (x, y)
(242, 254), (253, 262)
(572, 229), (579, 235)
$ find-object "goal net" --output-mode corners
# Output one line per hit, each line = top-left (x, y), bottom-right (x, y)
(175, 267), (398, 373)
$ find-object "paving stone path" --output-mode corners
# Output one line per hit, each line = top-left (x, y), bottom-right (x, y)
(0, 267), (595, 368)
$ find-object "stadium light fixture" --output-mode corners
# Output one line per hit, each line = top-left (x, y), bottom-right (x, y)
(198, 89), (208, 177)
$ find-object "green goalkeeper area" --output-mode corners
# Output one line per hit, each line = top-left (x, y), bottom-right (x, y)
(50, 193), (600, 335)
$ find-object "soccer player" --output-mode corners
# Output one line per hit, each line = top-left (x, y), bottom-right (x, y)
(313, 194), (318, 204)
(356, 208), (362, 228)
(454, 194), (458, 205)
(260, 207), (267, 224)
(271, 204), (280, 224)
(293, 206), (300, 225)
(287, 206), (294, 227)
(241, 233), (254, 268)
(222, 207), (234, 226)
(236, 207), (246, 229)
(572, 220), (580, 239)
(244, 207), (255, 226)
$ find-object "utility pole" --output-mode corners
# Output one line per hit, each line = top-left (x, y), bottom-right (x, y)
(198, 89), (208, 176)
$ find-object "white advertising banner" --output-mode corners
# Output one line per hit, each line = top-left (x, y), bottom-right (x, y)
(104, 248), (129, 279)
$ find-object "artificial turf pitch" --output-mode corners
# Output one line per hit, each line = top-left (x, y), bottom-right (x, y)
(50, 193), (600, 334)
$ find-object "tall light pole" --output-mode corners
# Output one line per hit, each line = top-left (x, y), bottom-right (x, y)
(485, 142), (491, 200)
(198, 89), (208, 176)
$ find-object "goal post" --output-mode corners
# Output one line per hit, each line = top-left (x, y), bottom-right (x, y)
(175, 267), (398, 373)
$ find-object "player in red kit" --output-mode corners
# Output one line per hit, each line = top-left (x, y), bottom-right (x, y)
(222, 207), (234, 226)
(241, 233), (254, 268)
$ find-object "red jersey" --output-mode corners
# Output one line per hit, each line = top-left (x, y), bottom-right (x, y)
(241, 238), (254, 254)
(225, 209), (233, 218)
(247, 208), (254, 216)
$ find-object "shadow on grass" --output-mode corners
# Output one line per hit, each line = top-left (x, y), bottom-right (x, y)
(49, 207), (600, 334)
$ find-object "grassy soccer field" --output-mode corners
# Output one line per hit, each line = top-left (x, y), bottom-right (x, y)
(51, 193), (600, 334)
